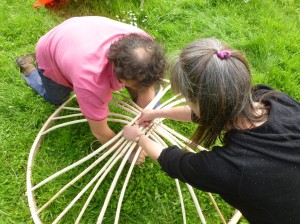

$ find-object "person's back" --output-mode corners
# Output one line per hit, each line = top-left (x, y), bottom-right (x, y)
(35, 16), (150, 121)
(213, 85), (300, 223)
(16, 15), (167, 152)
(36, 16), (148, 88)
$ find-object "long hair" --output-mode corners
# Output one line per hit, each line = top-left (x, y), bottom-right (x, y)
(171, 38), (267, 148)
(108, 33), (167, 90)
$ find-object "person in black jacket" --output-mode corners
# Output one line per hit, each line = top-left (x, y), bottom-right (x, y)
(122, 38), (300, 223)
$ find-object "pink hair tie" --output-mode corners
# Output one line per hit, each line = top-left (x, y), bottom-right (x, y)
(216, 50), (231, 59)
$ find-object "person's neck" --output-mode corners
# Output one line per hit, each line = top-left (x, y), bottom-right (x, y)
(226, 102), (268, 131)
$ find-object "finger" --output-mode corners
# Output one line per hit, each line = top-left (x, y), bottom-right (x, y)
(143, 150), (148, 157)
(138, 121), (149, 127)
(135, 159), (142, 165)
(135, 158), (145, 165)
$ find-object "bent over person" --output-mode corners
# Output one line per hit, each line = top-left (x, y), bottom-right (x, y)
(16, 16), (166, 164)
(123, 38), (300, 222)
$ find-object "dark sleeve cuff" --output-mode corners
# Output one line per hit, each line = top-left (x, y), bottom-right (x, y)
(157, 145), (191, 181)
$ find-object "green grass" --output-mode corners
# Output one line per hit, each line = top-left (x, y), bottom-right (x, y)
(0, 0), (299, 223)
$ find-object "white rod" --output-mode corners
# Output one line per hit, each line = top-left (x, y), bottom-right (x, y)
(155, 126), (196, 153)
(97, 142), (140, 223)
(161, 123), (207, 151)
(27, 82), (241, 224)
(31, 114), (140, 191)
(186, 184), (206, 224)
(154, 124), (226, 223)
(52, 140), (132, 224)
(42, 119), (87, 135)
(62, 106), (81, 111)
(112, 97), (141, 114)
(31, 132), (124, 191)
(52, 113), (84, 120)
(156, 94), (183, 109)
(228, 210), (242, 224)
(114, 133), (154, 224)
(26, 97), (75, 224)
(108, 112), (133, 121)
(110, 101), (139, 116)
(75, 140), (131, 223)
(43, 116), (132, 136)
(151, 124), (207, 224)
(36, 137), (126, 214)
(114, 91), (142, 111)
(175, 179), (187, 224)
(208, 193), (227, 224)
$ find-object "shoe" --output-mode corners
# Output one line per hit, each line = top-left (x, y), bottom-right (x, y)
(16, 53), (36, 76)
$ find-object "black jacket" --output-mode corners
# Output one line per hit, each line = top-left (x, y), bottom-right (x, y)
(158, 85), (300, 224)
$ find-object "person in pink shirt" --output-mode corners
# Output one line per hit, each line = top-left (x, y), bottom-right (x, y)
(16, 16), (167, 164)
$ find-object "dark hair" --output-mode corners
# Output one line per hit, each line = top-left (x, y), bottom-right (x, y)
(171, 38), (268, 148)
(107, 33), (167, 89)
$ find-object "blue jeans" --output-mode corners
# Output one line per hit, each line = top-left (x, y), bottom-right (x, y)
(22, 69), (72, 105)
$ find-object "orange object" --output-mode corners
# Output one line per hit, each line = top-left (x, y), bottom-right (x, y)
(40, 0), (54, 3)
(33, 0), (55, 8)
(33, 0), (69, 9)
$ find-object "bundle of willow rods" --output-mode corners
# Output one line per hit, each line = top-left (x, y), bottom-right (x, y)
(26, 81), (242, 224)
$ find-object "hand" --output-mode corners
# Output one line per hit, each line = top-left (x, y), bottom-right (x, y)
(128, 148), (148, 165)
(137, 109), (156, 126)
(123, 125), (147, 165)
(122, 125), (142, 141)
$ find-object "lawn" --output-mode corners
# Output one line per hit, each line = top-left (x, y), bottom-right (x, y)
(0, 0), (299, 223)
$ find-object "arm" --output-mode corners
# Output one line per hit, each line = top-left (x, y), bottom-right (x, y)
(122, 125), (164, 160)
(88, 118), (147, 165)
(87, 118), (116, 144)
(138, 134), (164, 160)
(138, 105), (193, 126)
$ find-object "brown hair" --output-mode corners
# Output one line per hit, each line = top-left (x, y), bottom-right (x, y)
(171, 38), (267, 148)
(108, 33), (167, 90)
